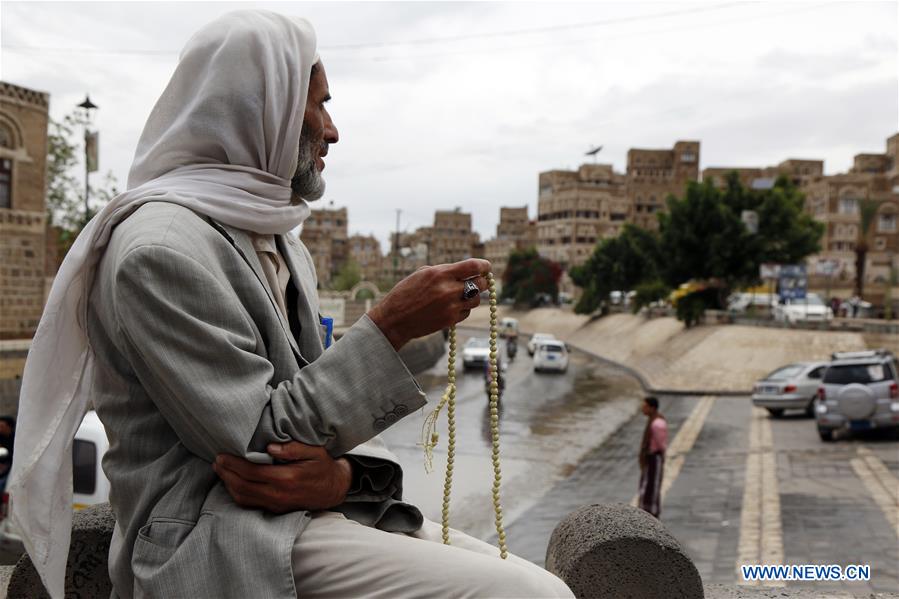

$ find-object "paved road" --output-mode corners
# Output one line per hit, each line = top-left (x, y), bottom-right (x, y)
(496, 392), (899, 596)
(5, 332), (897, 598)
(378, 329), (644, 540)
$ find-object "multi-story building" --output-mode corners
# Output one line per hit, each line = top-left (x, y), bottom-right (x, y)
(704, 134), (899, 302)
(348, 234), (382, 283)
(484, 206), (537, 282)
(299, 206), (347, 288)
(702, 159), (824, 190)
(801, 135), (898, 296)
(626, 141), (700, 230)
(536, 164), (628, 277)
(429, 209), (480, 265)
(382, 229), (428, 283)
(536, 141), (699, 292)
(0, 82), (49, 340)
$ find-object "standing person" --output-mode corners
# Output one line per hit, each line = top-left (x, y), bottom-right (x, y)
(0, 416), (14, 494)
(638, 396), (668, 519)
(9, 10), (572, 599)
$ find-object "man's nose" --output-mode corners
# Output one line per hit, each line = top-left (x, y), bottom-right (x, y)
(324, 111), (339, 144)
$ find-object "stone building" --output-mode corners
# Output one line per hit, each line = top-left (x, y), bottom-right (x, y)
(702, 159), (824, 190)
(703, 133), (899, 303)
(0, 82), (50, 341)
(536, 164), (628, 279)
(626, 140), (700, 230)
(299, 205), (347, 288)
(428, 209), (480, 265)
(536, 141), (700, 290)
(801, 135), (899, 296)
(348, 234), (382, 283)
(484, 206), (536, 282)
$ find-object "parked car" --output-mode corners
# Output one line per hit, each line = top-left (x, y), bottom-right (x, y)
(816, 349), (899, 441)
(727, 292), (776, 314)
(499, 317), (519, 339)
(533, 340), (569, 373)
(772, 293), (833, 324)
(462, 337), (491, 370)
(527, 333), (556, 356)
(0, 410), (110, 554)
(751, 362), (829, 417)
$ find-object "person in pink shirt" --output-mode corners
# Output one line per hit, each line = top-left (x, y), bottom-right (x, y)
(638, 396), (668, 518)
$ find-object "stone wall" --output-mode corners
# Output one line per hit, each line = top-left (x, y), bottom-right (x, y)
(0, 210), (47, 338)
(0, 81), (50, 340)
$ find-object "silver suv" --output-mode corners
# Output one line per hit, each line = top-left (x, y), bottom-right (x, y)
(815, 349), (899, 442)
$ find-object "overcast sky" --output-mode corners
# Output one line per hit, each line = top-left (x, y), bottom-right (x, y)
(2, 1), (897, 250)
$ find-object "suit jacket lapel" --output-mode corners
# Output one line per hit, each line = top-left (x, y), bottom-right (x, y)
(210, 221), (305, 363)
(278, 234), (324, 362)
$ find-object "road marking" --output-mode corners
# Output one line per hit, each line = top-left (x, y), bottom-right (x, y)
(630, 395), (716, 506)
(851, 446), (899, 539)
(736, 406), (784, 587)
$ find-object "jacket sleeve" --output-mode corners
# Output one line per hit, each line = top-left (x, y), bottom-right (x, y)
(113, 243), (427, 462)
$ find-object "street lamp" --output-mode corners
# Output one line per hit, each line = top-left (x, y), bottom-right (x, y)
(77, 95), (98, 224)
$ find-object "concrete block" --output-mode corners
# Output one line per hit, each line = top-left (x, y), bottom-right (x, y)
(7, 503), (114, 599)
(545, 503), (704, 599)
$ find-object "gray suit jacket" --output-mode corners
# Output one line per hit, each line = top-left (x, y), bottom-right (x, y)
(86, 202), (427, 598)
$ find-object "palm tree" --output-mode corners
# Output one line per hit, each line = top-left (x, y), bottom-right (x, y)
(854, 198), (883, 299)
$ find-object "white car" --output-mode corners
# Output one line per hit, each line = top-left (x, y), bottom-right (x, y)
(0, 410), (110, 554)
(533, 340), (569, 373)
(773, 293), (833, 324)
(527, 333), (556, 356)
(462, 337), (491, 370)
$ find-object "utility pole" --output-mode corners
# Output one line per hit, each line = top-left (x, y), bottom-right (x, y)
(393, 209), (401, 284)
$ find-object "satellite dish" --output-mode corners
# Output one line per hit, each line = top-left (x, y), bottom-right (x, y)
(585, 145), (603, 156)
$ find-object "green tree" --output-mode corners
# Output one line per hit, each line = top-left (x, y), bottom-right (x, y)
(659, 173), (823, 294)
(46, 111), (120, 260)
(570, 224), (663, 314)
(854, 198), (883, 299)
(631, 279), (671, 314)
(502, 248), (562, 307)
(332, 259), (361, 291)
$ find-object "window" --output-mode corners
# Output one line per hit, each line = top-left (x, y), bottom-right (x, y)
(0, 158), (11, 209)
(807, 367), (825, 380)
(0, 124), (12, 149)
(823, 363), (893, 384)
(839, 198), (859, 215)
(878, 213), (896, 233)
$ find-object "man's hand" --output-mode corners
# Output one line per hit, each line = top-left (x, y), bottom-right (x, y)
(213, 442), (352, 513)
(368, 258), (491, 350)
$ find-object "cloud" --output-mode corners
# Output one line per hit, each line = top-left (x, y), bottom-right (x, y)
(2, 1), (896, 248)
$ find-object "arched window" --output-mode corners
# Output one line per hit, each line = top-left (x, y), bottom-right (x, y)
(0, 123), (13, 149)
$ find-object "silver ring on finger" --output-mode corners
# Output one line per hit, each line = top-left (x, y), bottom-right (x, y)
(461, 279), (480, 300)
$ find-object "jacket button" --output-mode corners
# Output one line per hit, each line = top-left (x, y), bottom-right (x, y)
(373, 418), (387, 432)
(394, 405), (409, 417)
(384, 412), (398, 426)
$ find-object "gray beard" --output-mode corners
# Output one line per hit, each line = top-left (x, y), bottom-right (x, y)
(290, 131), (326, 204)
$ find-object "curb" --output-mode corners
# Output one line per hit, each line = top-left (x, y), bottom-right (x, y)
(456, 324), (751, 398)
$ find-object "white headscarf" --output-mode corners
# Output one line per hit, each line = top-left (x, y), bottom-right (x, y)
(8, 10), (320, 598)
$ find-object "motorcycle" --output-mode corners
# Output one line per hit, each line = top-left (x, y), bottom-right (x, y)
(506, 337), (518, 361)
